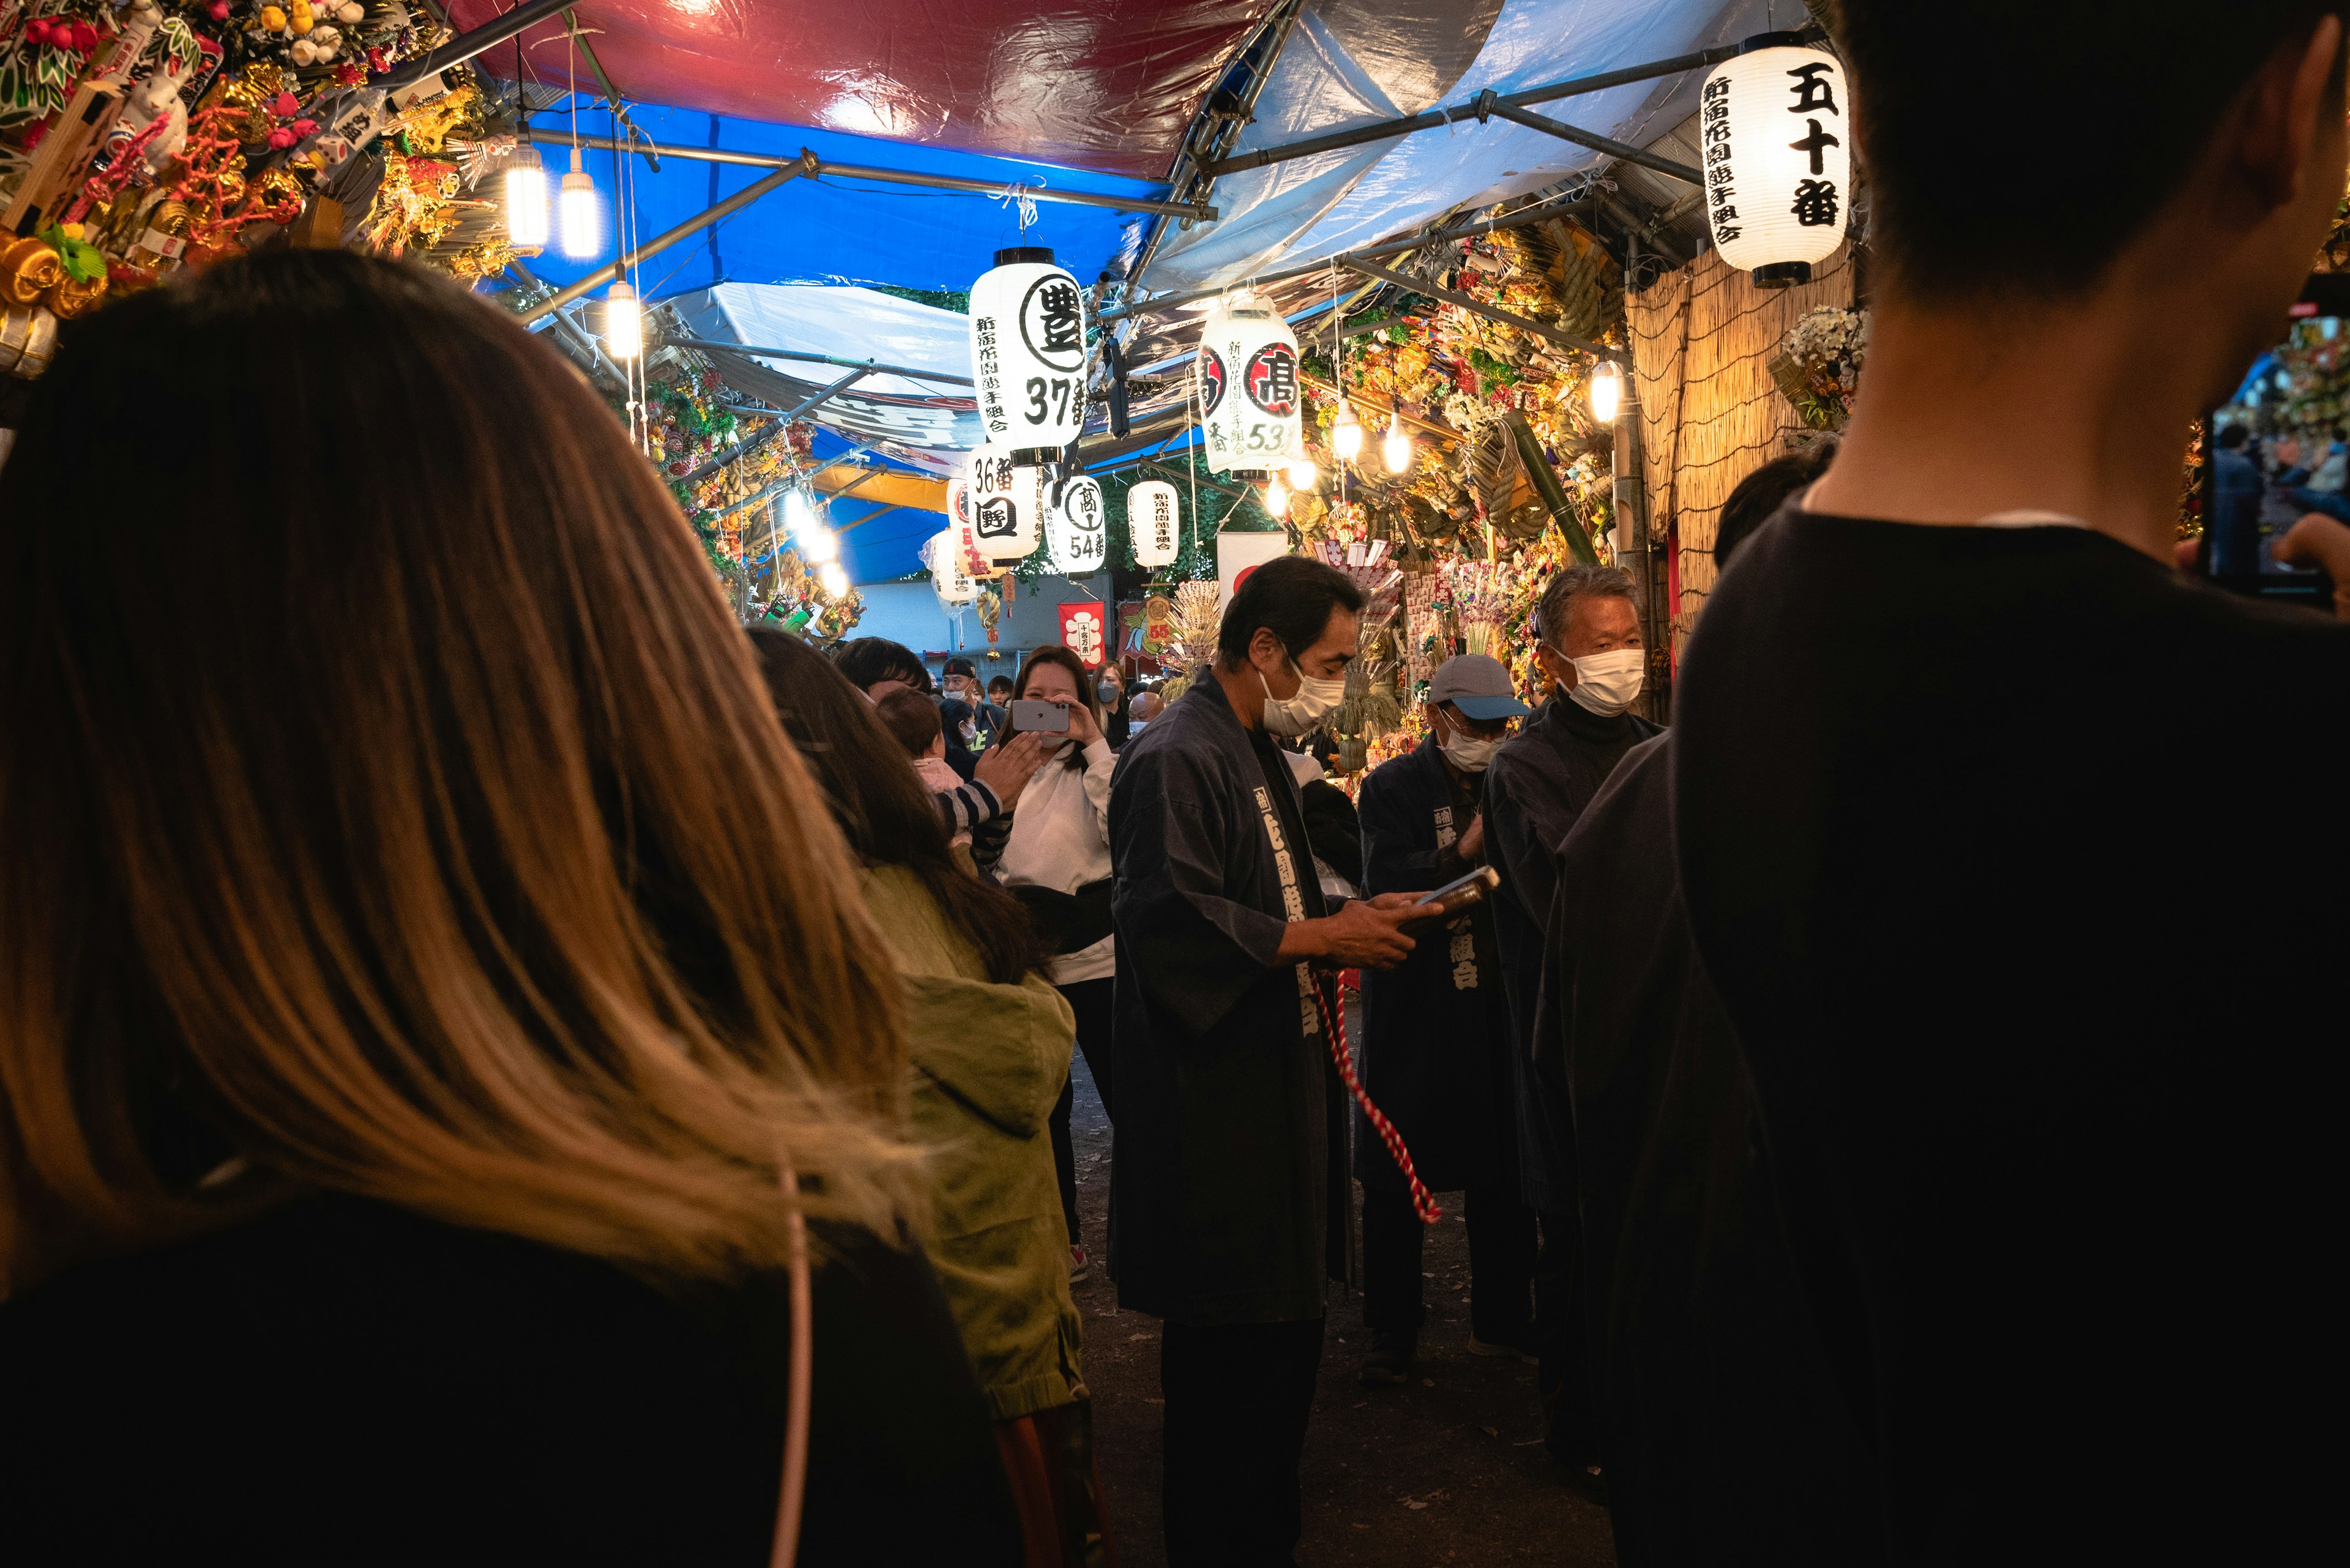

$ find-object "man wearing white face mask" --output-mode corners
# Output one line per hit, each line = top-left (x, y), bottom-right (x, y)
(1352, 655), (1538, 1388)
(1482, 562), (1661, 1473)
(1108, 554), (1439, 1567)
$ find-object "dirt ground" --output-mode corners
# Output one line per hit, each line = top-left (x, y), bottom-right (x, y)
(1064, 1050), (1618, 1568)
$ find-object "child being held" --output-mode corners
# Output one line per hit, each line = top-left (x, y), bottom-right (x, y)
(875, 687), (972, 850)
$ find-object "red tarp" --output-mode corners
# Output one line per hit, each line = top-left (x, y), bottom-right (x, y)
(452, 0), (1277, 181)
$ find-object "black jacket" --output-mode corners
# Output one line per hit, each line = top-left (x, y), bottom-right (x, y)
(0, 1194), (1019, 1566)
(1354, 737), (1516, 1193)
(1543, 733), (1871, 1567)
(1107, 671), (1348, 1323)
(1483, 693), (1661, 1211)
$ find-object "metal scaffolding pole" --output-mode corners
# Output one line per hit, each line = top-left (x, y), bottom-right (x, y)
(678, 367), (866, 488)
(515, 154), (816, 324)
(670, 337), (974, 388)
(553, 133), (1216, 221)
(1199, 42), (1751, 179)
(378, 0), (575, 91)
(1340, 257), (1620, 360)
(561, 8), (657, 171)
(1096, 187), (1600, 325)
(1478, 97), (1703, 185)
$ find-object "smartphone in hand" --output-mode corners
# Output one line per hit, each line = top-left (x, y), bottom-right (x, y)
(1009, 698), (1071, 733)
(1415, 865), (1499, 916)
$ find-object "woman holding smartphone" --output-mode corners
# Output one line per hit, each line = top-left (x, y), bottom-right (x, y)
(988, 646), (1117, 1280)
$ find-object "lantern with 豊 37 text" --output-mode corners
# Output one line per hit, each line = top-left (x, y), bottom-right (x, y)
(1700, 35), (1851, 288)
(969, 246), (1088, 455)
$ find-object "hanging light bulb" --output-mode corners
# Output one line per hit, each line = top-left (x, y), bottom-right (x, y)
(559, 145), (598, 259)
(802, 525), (840, 564)
(1382, 413), (1412, 474)
(1264, 474), (1290, 519)
(602, 281), (641, 359)
(1285, 455), (1318, 492)
(1588, 359), (1625, 425)
(1330, 400), (1363, 463)
(783, 489), (814, 534)
(818, 562), (851, 598)
(503, 143), (548, 248)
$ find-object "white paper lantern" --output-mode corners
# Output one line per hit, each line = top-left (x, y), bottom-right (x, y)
(1051, 472), (1109, 575)
(966, 441), (1042, 564)
(1699, 35), (1851, 287)
(968, 245), (1089, 455)
(1196, 298), (1303, 476)
(946, 467), (972, 535)
(1129, 479), (1181, 569)
(928, 527), (979, 604)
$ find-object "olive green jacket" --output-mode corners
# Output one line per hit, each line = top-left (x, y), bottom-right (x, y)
(861, 865), (1085, 1422)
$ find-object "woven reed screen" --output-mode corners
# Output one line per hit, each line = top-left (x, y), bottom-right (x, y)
(1628, 242), (1854, 651)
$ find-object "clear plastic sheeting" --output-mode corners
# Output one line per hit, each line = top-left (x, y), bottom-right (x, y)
(669, 283), (982, 472)
(451, 0), (1277, 180)
(1142, 0), (1769, 294)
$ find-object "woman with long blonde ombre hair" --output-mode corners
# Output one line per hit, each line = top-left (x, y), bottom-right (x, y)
(0, 251), (1020, 1566)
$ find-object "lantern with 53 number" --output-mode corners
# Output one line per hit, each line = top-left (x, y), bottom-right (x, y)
(1196, 297), (1302, 476)
(969, 246), (1088, 456)
(1699, 34), (1851, 288)
(1128, 479), (1180, 569)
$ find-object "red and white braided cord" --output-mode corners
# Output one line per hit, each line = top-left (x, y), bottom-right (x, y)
(1311, 974), (1442, 1225)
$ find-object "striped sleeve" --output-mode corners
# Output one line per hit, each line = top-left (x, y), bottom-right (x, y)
(933, 779), (1002, 836)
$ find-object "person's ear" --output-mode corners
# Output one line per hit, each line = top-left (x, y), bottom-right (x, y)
(1248, 626), (1286, 675)
(2240, 15), (2345, 211)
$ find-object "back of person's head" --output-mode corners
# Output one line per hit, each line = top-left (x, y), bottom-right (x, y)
(1716, 440), (1838, 567)
(2218, 422), (2252, 450)
(834, 637), (929, 694)
(0, 251), (918, 1294)
(1216, 556), (1368, 665)
(875, 687), (944, 758)
(749, 629), (1044, 985)
(1835, 2), (2344, 304)
(1536, 562), (1636, 648)
(1012, 644), (1103, 771)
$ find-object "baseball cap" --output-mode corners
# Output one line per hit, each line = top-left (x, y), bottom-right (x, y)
(1427, 654), (1532, 722)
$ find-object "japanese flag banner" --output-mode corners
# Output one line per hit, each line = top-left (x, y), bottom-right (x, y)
(1700, 35), (1851, 286)
(1058, 603), (1106, 666)
(1196, 298), (1303, 476)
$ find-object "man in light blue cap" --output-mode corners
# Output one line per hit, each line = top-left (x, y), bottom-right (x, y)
(1351, 653), (1535, 1386)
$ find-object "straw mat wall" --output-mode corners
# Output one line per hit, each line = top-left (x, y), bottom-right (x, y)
(1629, 242), (1854, 651)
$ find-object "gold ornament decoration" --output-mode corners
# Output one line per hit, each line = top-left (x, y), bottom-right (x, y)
(1, 238), (65, 307)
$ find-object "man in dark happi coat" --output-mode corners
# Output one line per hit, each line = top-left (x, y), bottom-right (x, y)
(1108, 556), (1431, 1568)
(1352, 654), (1538, 1387)
(1482, 563), (1660, 1465)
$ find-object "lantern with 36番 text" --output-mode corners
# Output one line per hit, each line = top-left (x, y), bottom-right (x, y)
(967, 441), (1042, 564)
(1128, 479), (1180, 569)
(1699, 34), (1851, 288)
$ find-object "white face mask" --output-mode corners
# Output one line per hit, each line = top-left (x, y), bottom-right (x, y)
(1258, 658), (1347, 737)
(1439, 731), (1501, 772)
(1563, 647), (1645, 717)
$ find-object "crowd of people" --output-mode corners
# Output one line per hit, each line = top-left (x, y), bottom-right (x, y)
(4, 6), (2349, 1566)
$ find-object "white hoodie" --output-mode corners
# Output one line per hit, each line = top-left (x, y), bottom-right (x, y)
(997, 737), (1116, 985)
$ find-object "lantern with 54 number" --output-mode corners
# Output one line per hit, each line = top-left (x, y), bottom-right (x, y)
(1197, 297), (1302, 476)
(1051, 473), (1108, 574)
(967, 442), (1042, 564)
(1128, 479), (1180, 569)
(1699, 34), (1851, 288)
(969, 246), (1088, 456)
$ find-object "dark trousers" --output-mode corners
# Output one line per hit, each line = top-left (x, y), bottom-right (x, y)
(1360, 1182), (1538, 1342)
(1535, 1208), (1597, 1464)
(1048, 977), (1116, 1247)
(1160, 1316), (1324, 1568)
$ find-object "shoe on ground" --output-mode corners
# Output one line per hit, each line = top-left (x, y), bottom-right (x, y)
(1468, 1327), (1541, 1365)
(1069, 1245), (1090, 1283)
(1357, 1333), (1415, 1387)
